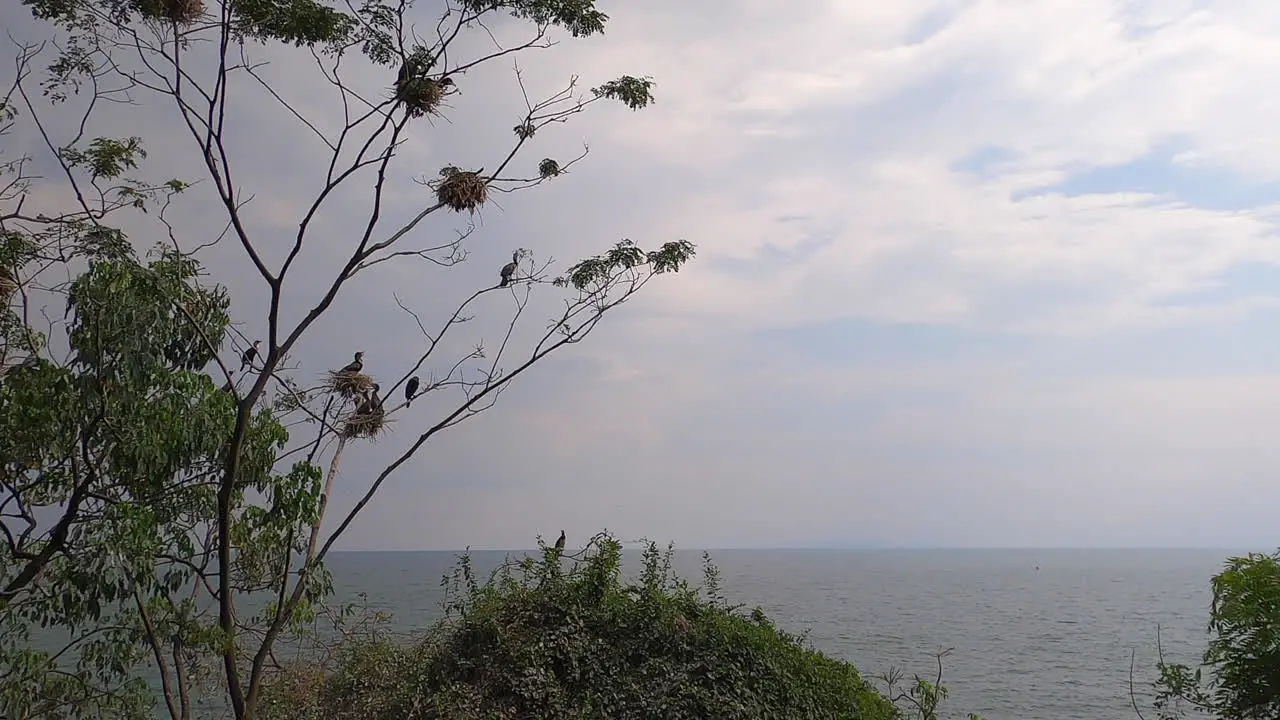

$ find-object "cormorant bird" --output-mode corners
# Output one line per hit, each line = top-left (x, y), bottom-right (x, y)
(405, 376), (420, 405)
(64, 290), (75, 319)
(554, 530), (566, 552)
(499, 251), (518, 288)
(240, 340), (260, 371)
(357, 383), (383, 415)
(339, 351), (364, 374)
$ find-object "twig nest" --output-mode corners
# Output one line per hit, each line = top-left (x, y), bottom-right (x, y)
(324, 370), (374, 400)
(435, 167), (489, 214)
(396, 77), (446, 119)
(136, 0), (205, 25)
(342, 406), (388, 439)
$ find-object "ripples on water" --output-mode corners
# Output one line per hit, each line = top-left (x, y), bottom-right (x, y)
(322, 547), (1228, 720)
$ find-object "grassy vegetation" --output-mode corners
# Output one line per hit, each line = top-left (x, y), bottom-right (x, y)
(258, 534), (973, 720)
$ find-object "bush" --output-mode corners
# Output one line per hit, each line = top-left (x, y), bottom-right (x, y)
(259, 533), (903, 720)
(1150, 550), (1280, 720)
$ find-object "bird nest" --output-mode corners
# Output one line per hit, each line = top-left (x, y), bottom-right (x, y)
(136, 0), (205, 25)
(324, 370), (374, 400)
(435, 168), (488, 214)
(395, 77), (447, 119)
(342, 407), (389, 440)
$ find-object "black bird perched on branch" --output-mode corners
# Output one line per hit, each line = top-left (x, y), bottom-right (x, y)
(499, 251), (518, 288)
(405, 376), (420, 405)
(239, 340), (260, 371)
(554, 530), (566, 552)
(340, 351), (364, 374)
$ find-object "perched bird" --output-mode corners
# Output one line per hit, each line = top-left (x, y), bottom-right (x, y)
(554, 530), (566, 552)
(339, 351), (364, 375)
(357, 383), (383, 415)
(405, 376), (420, 405)
(64, 290), (75, 319)
(239, 340), (261, 371)
(439, 76), (456, 91)
(499, 251), (518, 288)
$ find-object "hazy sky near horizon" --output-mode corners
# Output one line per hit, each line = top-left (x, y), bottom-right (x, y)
(5, 0), (1280, 550)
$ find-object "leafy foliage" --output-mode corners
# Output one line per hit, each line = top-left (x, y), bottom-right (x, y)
(0, 246), (322, 719)
(556, 239), (695, 291)
(258, 534), (901, 720)
(22, 0), (355, 48)
(458, 0), (608, 38)
(7, 0), (701, 714)
(1151, 550), (1280, 720)
(592, 75), (656, 110)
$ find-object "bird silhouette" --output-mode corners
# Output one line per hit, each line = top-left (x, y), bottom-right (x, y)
(405, 376), (420, 406)
(554, 530), (566, 552)
(339, 351), (364, 374)
(357, 383), (383, 415)
(239, 340), (261, 371)
(499, 251), (518, 288)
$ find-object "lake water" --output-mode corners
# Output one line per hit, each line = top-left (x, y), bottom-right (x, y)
(317, 547), (1232, 720)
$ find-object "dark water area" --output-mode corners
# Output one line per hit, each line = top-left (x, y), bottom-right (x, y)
(23, 547), (1233, 719)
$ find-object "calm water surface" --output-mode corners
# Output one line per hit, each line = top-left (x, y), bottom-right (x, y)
(319, 548), (1229, 720)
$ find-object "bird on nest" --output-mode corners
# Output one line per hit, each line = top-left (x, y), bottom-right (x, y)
(339, 351), (364, 375)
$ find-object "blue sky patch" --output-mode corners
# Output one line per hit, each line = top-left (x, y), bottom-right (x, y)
(1014, 138), (1280, 211)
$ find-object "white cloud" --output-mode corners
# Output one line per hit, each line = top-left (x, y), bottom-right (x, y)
(7, 0), (1280, 548)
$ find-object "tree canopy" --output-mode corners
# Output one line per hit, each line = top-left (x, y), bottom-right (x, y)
(2, 0), (695, 716)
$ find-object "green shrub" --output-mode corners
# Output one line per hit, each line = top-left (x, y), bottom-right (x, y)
(260, 533), (902, 719)
(1151, 550), (1280, 720)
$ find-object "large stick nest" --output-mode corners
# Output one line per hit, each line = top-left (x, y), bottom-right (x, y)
(324, 370), (374, 400)
(136, 0), (205, 25)
(342, 406), (389, 440)
(395, 77), (447, 119)
(435, 167), (489, 214)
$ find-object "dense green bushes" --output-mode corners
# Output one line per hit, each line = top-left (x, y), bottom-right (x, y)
(1151, 550), (1280, 720)
(258, 534), (946, 720)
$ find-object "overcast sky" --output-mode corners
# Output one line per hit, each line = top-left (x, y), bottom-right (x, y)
(6, 0), (1280, 550)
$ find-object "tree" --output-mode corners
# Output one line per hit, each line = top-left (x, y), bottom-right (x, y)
(2, 0), (695, 717)
(253, 532), (979, 720)
(1146, 550), (1280, 720)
